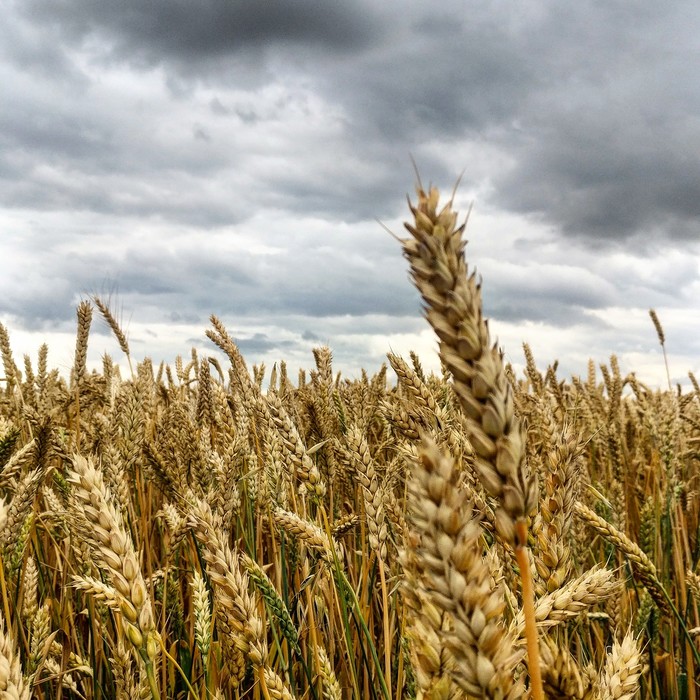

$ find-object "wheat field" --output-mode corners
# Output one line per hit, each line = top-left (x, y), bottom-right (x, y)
(0, 187), (697, 699)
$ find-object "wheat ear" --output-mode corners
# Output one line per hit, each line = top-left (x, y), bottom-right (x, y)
(186, 499), (267, 681)
(599, 631), (643, 700)
(67, 455), (160, 697)
(510, 565), (618, 638)
(402, 185), (541, 697)
(404, 438), (523, 699)
(574, 501), (672, 617)
(0, 609), (30, 700)
(316, 646), (342, 700)
(538, 636), (598, 700)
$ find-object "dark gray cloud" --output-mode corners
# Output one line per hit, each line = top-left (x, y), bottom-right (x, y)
(20, 0), (381, 69)
(5, 0), (698, 241)
(328, 1), (700, 243)
(185, 332), (297, 356)
(301, 329), (320, 341)
(235, 333), (295, 355)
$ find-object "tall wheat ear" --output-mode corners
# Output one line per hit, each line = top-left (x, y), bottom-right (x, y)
(401, 184), (542, 697)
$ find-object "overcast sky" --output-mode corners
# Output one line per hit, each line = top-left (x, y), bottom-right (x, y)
(2, 0), (699, 388)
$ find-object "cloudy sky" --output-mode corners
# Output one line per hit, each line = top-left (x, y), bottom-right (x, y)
(2, 0), (699, 388)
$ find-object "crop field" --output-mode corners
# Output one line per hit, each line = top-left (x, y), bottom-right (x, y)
(0, 187), (698, 699)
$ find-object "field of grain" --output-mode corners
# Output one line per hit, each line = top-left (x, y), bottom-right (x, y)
(0, 187), (698, 699)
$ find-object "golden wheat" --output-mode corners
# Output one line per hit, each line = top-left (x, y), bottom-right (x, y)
(0, 183), (692, 699)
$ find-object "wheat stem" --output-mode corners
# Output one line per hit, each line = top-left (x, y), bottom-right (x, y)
(515, 521), (543, 700)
